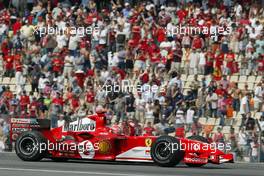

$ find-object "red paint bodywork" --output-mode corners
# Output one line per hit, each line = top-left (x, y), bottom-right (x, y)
(12, 113), (234, 165)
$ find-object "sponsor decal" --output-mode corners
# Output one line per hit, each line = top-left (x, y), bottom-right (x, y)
(78, 140), (95, 159)
(11, 118), (37, 124)
(184, 157), (208, 163)
(145, 150), (150, 156)
(145, 138), (152, 147)
(98, 140), (111, 154)
(63, 118), (96, 132)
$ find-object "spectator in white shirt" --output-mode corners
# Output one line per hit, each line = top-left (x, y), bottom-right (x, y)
(56, 32), (68, 49)
(68, 34), (80, 57)
(175, 109), (185, 128)
(206, 91), (218, 118)
(240, 93), (251, 121)
(135, 94), (146, 123)
(57, 114), (65, 127)
(63, 52), (74, 79)
(189, 49), (199, 75)
(198, 49), (206, 74)
(238, 127), (249, 160)
(186, 107), (195, 131)
(254, 83), (263, 111)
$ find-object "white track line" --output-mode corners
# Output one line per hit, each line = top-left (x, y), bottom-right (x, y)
(0, 167), (184, 176)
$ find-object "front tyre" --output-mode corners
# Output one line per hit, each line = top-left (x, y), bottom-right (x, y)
(151, 136), (184, 167)
(15, 131), (47, 161)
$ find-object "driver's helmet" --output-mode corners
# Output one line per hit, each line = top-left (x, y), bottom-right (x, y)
(95, 105), (107, 114)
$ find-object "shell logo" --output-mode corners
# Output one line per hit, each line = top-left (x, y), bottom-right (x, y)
(98, 140), (111, 154)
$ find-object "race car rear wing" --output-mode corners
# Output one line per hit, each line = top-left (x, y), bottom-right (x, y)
(10, 118), (50, 143)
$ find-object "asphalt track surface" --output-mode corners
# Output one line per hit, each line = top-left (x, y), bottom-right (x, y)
(0, 152), (263, 176)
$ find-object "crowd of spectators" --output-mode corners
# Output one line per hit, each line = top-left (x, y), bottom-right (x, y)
(0, 0), (263, 162)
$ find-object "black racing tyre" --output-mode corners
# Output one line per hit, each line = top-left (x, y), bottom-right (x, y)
(185, 135), (209, 167)
(51, 158), (69, 162)
(15, 131), (47, 161)
(187, 135), (209, 144)
(151, 136), (184, 167)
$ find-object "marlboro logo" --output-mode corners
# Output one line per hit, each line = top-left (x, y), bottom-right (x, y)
(63, 118), (96, 132)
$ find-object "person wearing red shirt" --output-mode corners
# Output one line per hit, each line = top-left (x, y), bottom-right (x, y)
(155, 26), (166, 43)
(52, 92), (63, 107)
(111, 121), (121, 134)
(1, 39), (9, 56)
(205, 49), (215, 75)
(150, 49), (161, 72)
(258, 57), (264, 72)
(3, 54), (14, 77)
(86, 69), (94, 77)
(20, 91), (30, 112)
(176, 8), (188, 23)
(215, 84), (227, 96)
(12, 19), (22, 35)
(139, 38), (148, 52)
(86, 87), (95, 113)
(215, 50), (225, 69)
(188, 14), (196, 26)
(143, 122), (155, 136)
(29, 97), (39, 118)
(112, 67), (126, 80)
(225, 50), (235, 75)
(147, 39), (159, 55)
(134, 49), (147, 72)
(71, 95), (80, 112)
(121, 120), (130, 136)
(191, 35), (204, 49)
(139, 69), (149, 84)
(213, 127), (225, 144)
(52, 56), (64, 77)
(128, 119), (135, 136)
(131, 26), (141, 45)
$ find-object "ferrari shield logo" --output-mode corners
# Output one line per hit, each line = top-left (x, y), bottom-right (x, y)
(145, 138), (152, 147)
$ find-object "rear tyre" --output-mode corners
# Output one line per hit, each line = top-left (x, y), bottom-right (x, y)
(151, 136), (184, 167)
(15, 131), (47, 161)
(185, 135), (208, 167)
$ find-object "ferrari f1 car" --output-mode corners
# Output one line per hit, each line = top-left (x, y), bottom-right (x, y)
(13, 112), (233, 167)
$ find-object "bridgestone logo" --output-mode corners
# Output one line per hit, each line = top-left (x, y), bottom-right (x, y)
(63, 118), (96, 132)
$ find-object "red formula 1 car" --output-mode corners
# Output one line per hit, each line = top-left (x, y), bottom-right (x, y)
(13, 113), (233, 167)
